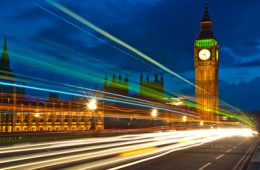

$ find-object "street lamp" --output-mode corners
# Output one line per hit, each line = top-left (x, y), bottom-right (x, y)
(182, 116), (187, 122)
(87, 98), (98, 130)
(87, 98), (97, 111)
(34, 112), (40, 118)
(151, 109), (157, 118)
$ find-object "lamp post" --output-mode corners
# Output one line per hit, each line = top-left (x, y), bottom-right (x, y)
(182, 116), (187, 122)
(151, 109), (158, 128)
(182, 116), (187, 129)
(87, 99), (97, 111)
(151, 109), (157, 118)
(87, 98), (97, 130)
(34, 112), (40, 118)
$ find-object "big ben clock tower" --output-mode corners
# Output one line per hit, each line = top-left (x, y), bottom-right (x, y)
(194, 1), (219, 121)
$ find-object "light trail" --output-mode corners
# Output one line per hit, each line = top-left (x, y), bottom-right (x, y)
(44, 0), (194, 87)
(40, 0), (255, 127)
(3, 10), (254, 126)
(35, 3), (160, 72)
(4, 29), (253, 126)
(0, 131), (191, 154)
(0, 131), (181, 152)
(0, 2), (252, 129)
(0, 81), (199, 118)
(0, 82), (252, 126)
(4, 52), (253, 126)
(78, 136), (223, 170)
(64, 83), (163, 106)
(2, 64), (252, 126)
(54, 129), (254, 170)
(0, 132), (193, 164)
(0, 128), (254, 170)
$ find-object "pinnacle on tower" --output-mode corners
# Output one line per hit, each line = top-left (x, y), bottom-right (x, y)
(3, 35), (7, 49)
(155, 72), (158, 83)
(104, 74), (109, 88)
(1, 35), (10, 70)
(140, 72), (144, 85)
(196, 0), (215, 40)
(146, 75), (150, 84)
(201, 0), (211, 22)
(124, 74), (128, 83)
(112, 74), (116, 82)
(140, 72), (143, 79)
(160, 74), (164, 85)
(118, 74), (122, 82)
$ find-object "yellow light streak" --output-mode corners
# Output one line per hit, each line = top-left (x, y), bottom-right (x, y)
(178, 138), (194, 144)
(120, 147), (156, 157)
(0, 128), (254, 170)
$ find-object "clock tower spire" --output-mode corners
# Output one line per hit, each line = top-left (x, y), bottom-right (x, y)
(194, 1), (219, 122)
(197, 0), (215, 40)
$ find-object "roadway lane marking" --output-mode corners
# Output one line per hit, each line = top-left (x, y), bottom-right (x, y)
(198, 163), (211, 170)
(232, 143), (256, 170)
(215, 154), (224, 160)
(226, 149), (232, 153)
(234, 143), (241, 148)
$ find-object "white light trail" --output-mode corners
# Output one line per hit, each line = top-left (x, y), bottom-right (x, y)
(35, 1), (255, 127)
(0, 128), (254, 170)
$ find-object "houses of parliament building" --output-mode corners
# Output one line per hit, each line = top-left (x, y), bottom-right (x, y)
(0, 37), (104, 132)
(0, 36), (165, 132)
(104, 72), (164, 101)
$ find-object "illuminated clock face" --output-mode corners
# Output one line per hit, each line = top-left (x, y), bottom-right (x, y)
(199, 49), (211, 60)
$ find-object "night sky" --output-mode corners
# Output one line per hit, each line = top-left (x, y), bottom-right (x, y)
(0, 0), (259, 112)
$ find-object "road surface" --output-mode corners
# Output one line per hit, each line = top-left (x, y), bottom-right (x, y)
(121, 137), (257, 170)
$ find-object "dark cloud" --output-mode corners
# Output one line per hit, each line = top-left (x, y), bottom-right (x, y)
(220, 46), (260, 69)
(236, 60), (260, 67)
(237, 71), (248, 76)
(219, 77), (260, 112)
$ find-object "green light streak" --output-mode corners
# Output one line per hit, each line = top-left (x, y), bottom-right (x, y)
(40, 0), (255, 127)
(45, 0), (194, 87)
(185, 100), (254, 127)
